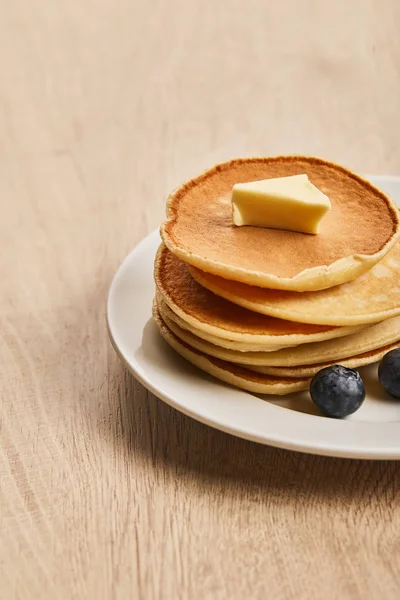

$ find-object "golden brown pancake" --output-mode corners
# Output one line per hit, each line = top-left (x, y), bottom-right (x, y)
(249, 342), (400, 377)
(153, 303), (310, 395)
(190, 241), (400, 326)
(154, 244), (363, 350)
(157, 296), (400, 367)
(161, 156), (399, 291)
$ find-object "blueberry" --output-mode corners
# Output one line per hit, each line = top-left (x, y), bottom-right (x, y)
(378, 348), (400, 398)
(310, 365), (365, 418)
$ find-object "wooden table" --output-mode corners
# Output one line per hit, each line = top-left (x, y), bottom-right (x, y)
(1, 1), (400, 598)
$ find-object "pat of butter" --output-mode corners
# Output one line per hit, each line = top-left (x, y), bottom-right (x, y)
(232, 174), (331, 234)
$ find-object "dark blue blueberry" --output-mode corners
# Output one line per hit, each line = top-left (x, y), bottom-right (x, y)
(378, 348), (400, 399)
(310, 365), (365, 418)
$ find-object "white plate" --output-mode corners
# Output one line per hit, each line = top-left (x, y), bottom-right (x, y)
(107, 175), (400, 459)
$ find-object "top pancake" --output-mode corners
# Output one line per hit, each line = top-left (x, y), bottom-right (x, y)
(161, 156), (399, 291)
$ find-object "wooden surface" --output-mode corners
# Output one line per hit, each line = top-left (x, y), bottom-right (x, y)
(1, 1), (400, 598)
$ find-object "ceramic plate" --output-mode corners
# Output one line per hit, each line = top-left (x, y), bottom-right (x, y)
(107, 175), (400, 459)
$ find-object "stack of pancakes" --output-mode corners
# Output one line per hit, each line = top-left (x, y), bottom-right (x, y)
(153, 157), (400, 395)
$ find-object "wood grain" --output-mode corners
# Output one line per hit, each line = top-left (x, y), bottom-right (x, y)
(1, 1), (400, 598)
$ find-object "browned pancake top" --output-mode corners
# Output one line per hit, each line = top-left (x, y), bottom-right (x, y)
(163, 156), (399, 278)
(155, 245), (337, 336)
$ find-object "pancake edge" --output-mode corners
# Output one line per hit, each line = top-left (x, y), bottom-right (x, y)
(248, 341), (400, 377)
(157, 296), (400, 367)
(190, 264), (400, 326)
(154, 244), (365, 340)
(152, 301), (310, 395)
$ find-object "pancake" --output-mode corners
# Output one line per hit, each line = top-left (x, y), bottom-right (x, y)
(161, 156), (400, 291)
(249, 342), (400, 377)
(153, 303), (310, 395)
(154, 245), (364, 350)
(157, 299), (400, 367)
(190, 241), (400, 326)
(157, 294), (289, 351)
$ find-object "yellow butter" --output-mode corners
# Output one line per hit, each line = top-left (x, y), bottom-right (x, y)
(232, 174), (331, 234)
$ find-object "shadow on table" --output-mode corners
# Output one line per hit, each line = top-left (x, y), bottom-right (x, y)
(105, 345), (400, 508)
